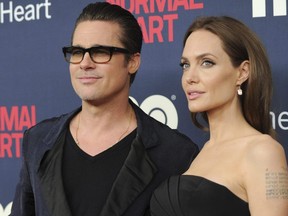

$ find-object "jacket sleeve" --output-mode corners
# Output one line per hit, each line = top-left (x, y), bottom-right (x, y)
(10, 130), (35, 216)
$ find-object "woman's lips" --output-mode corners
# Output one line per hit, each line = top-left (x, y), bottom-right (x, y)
(187, 90), (204, 100)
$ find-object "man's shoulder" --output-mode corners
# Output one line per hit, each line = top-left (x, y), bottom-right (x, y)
(26, 108), (79, 137)
(21, 109), (79, 154)
(28, 113), (67, 133)
(143, 112), (194, 143)
(142, 115), (199, 174)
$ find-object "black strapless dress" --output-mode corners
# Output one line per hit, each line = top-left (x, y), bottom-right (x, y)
(150, 175), (250, 216)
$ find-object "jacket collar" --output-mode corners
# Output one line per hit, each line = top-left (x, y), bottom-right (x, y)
(100, 100), (159, 215)
(100, 135), (157, 216)
(38, 130), (72, 216)
(40, 99), (159, 149)
(38, 101), (159, 216)
(130, 99), (160, 149)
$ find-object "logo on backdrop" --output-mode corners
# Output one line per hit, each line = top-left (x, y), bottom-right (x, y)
(106, 0), (204, 43)
(270, 111), (288, 130)
(252, 0), (287, 17)
(0, 105), (36, 158)
(0, 202), (12, 216)
(131, 95), (178, 129)
(0, 0), (52, 24)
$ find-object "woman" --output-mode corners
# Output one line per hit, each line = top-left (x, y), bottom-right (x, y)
(150, 16), (288, 216)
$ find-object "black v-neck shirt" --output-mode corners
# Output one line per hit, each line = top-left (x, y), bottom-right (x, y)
(62, 128), (137, 216)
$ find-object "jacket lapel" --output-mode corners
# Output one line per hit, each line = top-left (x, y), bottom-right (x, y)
(36, 109), (80, 216)
(35, 104), (158, 216)
(37, 130), (72, 216)
(100, 135), (158, 216)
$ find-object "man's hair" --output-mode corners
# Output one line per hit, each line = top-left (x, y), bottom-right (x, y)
(72, 2), (143, 84)
(183, 16), (274, 137)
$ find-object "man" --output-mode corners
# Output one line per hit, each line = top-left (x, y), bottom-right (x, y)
(10, 2), (199, 216)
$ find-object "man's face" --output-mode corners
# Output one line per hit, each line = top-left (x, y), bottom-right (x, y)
(69, 21), (136, 105)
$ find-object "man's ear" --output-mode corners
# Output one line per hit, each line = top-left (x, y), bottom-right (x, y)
(236, 60), (250, 85)
(128, 53), (141, 74)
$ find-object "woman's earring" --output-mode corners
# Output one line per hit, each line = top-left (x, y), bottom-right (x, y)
(237, 86), (243, 96)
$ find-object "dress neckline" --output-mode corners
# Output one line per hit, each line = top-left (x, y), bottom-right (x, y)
(180, 174), (248, 204)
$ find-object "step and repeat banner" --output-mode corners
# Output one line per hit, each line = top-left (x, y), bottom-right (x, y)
(0, 0), (287, 214)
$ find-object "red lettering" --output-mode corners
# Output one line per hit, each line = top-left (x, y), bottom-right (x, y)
(105, 0), (122, 5)
(31, 105), (36, 126)
(106, 0), (203, 14)
(0, 106), (19, 131)
(149, 15), (164, 43)
(0, 133), (12, 158)
(0, 106), (35, 158)
(151, 0), (166, 13)
(172, 0), (189, 10)
(0, 105), (36, 131)
(137, 14), (178, 43)
(164, 14), (178, 42)
(135, 0), (149, 14)
(137, 16), (149, 43)
(106, 0), (136, 14)
(190, 0), (203, 9)
(0, 133), (23, 158)
(104, 0), (200, 44)
(19, 106), (33, 130)
(12, 133), (22, 158)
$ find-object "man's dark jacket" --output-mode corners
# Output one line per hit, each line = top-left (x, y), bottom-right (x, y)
(10, 101), (199, 216)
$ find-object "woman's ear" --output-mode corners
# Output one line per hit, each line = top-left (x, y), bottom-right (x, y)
(128, 53), (141, 74)
(237, 60), (250, 85)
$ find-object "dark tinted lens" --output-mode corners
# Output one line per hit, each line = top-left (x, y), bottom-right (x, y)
(69, 47), (84, 63)
(90, 47), (111, 63)
(62, 46), (129, 64)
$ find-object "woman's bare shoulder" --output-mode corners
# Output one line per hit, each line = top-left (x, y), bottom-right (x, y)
(243, 134), (287, 169)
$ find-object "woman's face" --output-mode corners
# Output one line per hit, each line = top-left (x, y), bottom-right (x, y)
(181, 29), (241, 114)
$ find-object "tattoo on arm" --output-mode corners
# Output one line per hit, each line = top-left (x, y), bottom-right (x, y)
(265, 168), (288, 200)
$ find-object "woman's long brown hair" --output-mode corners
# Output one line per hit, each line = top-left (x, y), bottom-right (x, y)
(183, 16), (275, 137)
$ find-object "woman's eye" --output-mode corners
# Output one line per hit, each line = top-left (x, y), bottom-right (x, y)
(179, 62), (189, 70)
(201, 60), (215, 67)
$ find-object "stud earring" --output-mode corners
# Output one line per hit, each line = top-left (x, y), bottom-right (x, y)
(237, 87), (243, 96)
